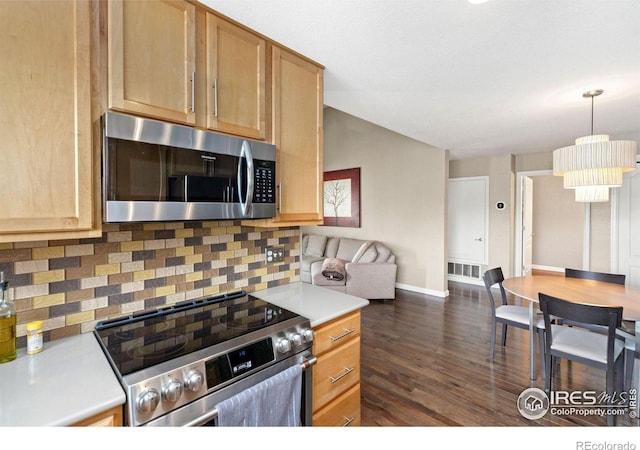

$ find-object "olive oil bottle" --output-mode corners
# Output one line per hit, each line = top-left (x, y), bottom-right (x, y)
(0, 271), (16, 363)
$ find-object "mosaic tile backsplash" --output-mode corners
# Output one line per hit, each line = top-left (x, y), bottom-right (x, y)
(0, 221), (300, 347)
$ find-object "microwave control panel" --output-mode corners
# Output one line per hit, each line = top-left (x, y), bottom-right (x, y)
(254, 160), (275, 204)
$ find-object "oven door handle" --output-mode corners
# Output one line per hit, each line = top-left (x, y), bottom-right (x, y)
(181, 356), (317, 427)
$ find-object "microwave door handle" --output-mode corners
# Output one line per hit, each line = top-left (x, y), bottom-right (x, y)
(238, 140), (254, 217)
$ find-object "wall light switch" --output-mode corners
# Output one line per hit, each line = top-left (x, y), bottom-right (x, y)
(265, 246), (284, 264)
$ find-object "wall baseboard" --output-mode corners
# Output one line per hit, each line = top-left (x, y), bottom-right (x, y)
(447, 275), (484, 287)
(395, 282), (449, 299)
(531, 264), (564, 273)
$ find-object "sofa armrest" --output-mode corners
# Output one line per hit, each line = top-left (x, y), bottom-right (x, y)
(344, 262), (397, 299)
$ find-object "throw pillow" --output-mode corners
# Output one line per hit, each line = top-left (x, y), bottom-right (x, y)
(351, 240), (376, 263)
(375, 244), (391, 262)
(305, 235), (327, 257)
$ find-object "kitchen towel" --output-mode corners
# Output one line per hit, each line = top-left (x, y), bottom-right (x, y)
(215, 364), (303, 426)
(321, 257), (346, 281)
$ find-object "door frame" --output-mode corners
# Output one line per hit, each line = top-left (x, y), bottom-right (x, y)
(615, 166), (640, 284)
(514, 170), (550, 276)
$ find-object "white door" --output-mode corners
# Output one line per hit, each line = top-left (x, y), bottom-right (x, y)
(618, 168), (640, 288)
(448, 177), (488, 264)
(522, 176), (534, 276)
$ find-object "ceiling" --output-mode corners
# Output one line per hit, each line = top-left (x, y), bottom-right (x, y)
(201, 0), (640, 160)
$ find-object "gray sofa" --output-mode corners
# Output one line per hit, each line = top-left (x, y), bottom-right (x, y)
(301, 234), (397, 299)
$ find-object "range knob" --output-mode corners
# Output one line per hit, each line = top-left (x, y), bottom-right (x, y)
(184, 370), (204, 393)
(162, 378), (184, 403)
(301, 329), (314, 343)
(136, 388), (160, 414)
(276, 337), (292, 354)
(288, 332), (303, 347)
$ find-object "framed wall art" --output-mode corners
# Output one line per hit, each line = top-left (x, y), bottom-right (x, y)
(323, 167), (360, 227)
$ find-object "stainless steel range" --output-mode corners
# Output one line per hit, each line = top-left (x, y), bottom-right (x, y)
(94, 290), (315, 426)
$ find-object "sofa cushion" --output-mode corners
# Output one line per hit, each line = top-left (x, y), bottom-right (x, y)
(325, 237), (340, 258)
(305, 234), (327, 257)
(336, 238), (366, 261)
(301, 255), (324, 274)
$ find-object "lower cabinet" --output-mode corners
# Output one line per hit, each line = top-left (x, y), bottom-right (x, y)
(312, 310), (362, 426)
(71, 405), (123, 427)
(313, 378), (361, 427)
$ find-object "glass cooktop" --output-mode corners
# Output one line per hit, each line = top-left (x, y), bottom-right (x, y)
(94, 290), (298, 376)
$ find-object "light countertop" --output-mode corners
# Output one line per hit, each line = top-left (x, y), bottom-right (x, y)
(0, 282), (368, 427)
(252, 282), (370, 327)
(0, 331), (125, 427)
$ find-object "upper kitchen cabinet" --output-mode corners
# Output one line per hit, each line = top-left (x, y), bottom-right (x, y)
(272, 47), (324, 225)
(0, 0), (100, 242)
(201, 12), (267, 140)
(245, 47), (324, 227)
(108, 0), (196, 125)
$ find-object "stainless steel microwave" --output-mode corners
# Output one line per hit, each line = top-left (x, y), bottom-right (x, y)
(102, 112), (276, 223)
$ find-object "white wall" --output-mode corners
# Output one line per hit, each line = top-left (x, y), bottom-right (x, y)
(302, 107), (449, 297)
(531, 175), (583, 269)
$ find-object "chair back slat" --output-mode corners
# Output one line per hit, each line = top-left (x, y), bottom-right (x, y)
(565, 268), (626, 286)
(483, 267), (508, 310)
(539, 293), (622, 327)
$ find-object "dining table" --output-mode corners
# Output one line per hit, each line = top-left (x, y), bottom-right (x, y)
(502, 274), (640, 381)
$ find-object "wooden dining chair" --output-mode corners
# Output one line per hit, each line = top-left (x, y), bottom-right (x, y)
(483, 267), (545, 376)
(565, 268), (626, 286)
(538, 292), (625, 426)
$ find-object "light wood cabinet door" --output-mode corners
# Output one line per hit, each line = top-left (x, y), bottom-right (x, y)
(204, 13), (266, 140)
(272, 46), (324, 225)
(108, 0), (196, 125)
(0, 0), (99, 241)
(72, 405), (123, 427)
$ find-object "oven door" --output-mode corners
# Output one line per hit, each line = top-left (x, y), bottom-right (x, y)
(142, 351), (315, 427)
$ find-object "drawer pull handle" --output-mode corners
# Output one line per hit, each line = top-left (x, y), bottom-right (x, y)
(342, 416), (355, 427)
(330, 328), (355, 342)
(329, 367), (354, 384)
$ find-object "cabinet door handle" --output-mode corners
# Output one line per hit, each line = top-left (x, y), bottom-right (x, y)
(330, 328), (355, 342)
(342, 417), (355, 427)
(329, 367), (354, 384)
(213, 78), (218, 117)
(190, 71), (195, 113)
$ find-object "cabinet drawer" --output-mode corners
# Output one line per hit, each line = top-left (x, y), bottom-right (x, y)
(313, 336), (360, 411)
(313, 311), (361, 356)
(313, 384), (361, 427)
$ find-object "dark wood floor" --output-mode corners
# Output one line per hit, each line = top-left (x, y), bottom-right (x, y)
(359, 281), (638, 427)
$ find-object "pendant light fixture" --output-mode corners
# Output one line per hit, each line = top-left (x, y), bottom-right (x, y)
(553, 89), (637, 202)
